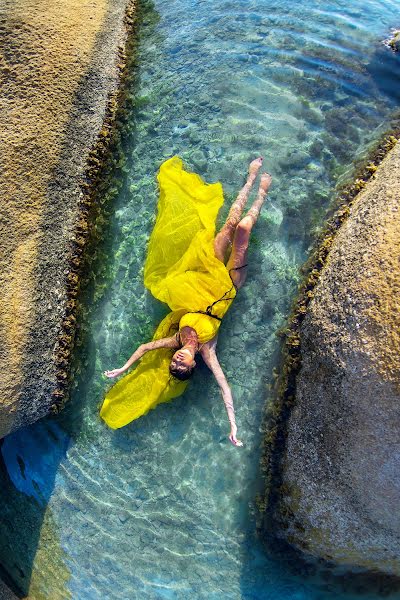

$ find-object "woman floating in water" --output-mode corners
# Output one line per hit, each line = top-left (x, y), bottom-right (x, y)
(102, 156), (272, 446)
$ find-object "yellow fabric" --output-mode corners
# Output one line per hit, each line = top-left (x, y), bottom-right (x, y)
(100, 156), (236, 429)
(179, 312), (221, 344)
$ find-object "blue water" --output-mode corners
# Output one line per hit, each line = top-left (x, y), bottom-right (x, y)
(2, 0), (400, 598)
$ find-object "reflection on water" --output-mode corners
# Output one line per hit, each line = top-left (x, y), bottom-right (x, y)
(1, 0), (400, 598)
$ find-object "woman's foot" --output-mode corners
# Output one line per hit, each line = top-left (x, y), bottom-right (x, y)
(248, 156), (263, 178)
(259, 172), (272, 193)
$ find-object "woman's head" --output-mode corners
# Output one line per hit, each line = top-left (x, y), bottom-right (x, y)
(169, 348), (196, 381)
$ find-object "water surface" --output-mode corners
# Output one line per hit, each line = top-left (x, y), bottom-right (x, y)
(1, 0), (400, 598)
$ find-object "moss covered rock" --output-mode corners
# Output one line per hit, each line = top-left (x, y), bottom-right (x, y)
(273, 142), (400, 575)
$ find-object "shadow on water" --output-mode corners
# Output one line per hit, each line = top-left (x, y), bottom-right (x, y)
(367, 45), (400, 105)
(0, 1), (157, 596)
(0, 423), (70, 597)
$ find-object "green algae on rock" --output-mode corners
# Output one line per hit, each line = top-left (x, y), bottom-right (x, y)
(261, 136), (400, 576)
(0, 0), (136, 438)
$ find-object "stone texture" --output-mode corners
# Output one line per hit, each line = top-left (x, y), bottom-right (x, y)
(0, 0), (133, 438)
(275, 142), (400, 575)
(0, 578), (18, 600)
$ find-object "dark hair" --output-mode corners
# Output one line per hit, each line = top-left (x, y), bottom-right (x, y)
(169, 362), (194, 381)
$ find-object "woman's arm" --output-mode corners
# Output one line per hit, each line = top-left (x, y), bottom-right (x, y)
(104, 335), (180, 378)
(200, 340), (243, 447)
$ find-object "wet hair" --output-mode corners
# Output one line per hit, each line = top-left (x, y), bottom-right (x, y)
(169, 362), (194, 381)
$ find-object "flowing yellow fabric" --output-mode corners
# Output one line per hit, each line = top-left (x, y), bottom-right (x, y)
(100, 156), (236, 429)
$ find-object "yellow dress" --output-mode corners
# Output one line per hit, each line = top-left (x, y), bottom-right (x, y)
(100, 156), (236, 429)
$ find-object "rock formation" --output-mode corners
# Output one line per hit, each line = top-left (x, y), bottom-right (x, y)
(0, 0), (134, 438)
(385, 30), (400, 52)
(0, 579), (17, 600)
(272, 141), (400, 575)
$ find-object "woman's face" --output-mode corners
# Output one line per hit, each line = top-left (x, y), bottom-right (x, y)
(170, 348), (196, 374)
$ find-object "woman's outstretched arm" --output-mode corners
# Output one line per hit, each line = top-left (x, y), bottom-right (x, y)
(200, 338), (243, 447)
(104, 335), (180, 378)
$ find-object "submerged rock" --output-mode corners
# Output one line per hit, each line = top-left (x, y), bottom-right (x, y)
(272, 142), (400, 575)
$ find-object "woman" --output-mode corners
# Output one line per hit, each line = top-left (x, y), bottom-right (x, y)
(102, 156), (272, 446)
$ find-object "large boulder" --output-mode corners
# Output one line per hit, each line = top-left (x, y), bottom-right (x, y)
(0, 0), (133, 438)
(273, 142), (400, 575)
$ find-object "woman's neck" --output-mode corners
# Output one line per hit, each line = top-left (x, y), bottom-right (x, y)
(184, 339), (197, 356)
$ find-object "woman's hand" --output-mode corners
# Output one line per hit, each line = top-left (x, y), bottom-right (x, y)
(104, 368), (124, 378)
(229, 428), (243, 447)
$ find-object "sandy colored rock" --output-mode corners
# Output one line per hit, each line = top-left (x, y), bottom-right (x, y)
(0, 0), (133, 437)
(274, 142), (400, 574)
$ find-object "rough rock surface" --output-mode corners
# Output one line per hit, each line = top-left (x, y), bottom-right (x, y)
(275, 142), (400, 575)
(0, 0), (132, 438)
(0, 578), (17, 600)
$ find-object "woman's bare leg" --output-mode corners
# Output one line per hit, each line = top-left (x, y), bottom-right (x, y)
(227, 173), (272, 289)
(244, 172), (272, 226)
(214, 157), (263, 262)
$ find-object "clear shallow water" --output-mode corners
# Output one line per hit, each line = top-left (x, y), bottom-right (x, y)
(2, 0), (400, 598)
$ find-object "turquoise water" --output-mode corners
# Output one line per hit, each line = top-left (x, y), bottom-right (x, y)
(2, 0), (400, 598)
